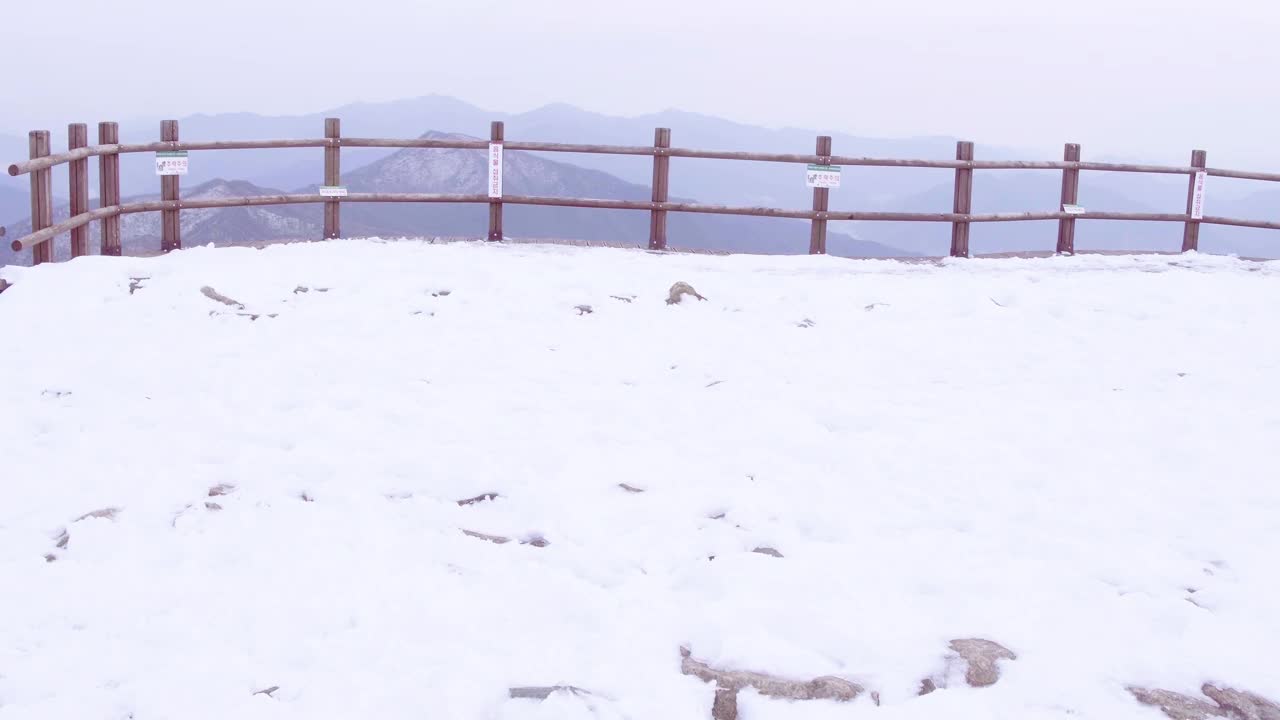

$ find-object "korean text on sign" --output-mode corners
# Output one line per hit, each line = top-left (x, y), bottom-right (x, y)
(488, 143), (503, 198)
(805, 164), (841, 189)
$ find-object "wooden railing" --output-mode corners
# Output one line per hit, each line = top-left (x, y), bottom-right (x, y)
(7, 118), (1280, 264)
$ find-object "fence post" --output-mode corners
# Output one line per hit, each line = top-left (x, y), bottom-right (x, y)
(68, 123), (90, 258)
(1056, 143), (1081, 255)
(28, 131), (53, 265)
(324, 117), (341, 240)
(487, 121), (504, 241)
(950, 141), (974, 257)
(98, 122), (122, 256)
(160, 120), (181, 252)
(649, 127), (671, 251)
(1182, 149), (1207, 253)
(809, 135), (832, 255)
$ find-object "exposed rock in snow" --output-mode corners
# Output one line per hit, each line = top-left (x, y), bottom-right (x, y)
(680, 646), (864, 719)
(1130, 685), (1280, 720)
(948, 638), (1017, 688)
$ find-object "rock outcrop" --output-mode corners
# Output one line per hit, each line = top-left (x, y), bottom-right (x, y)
(1130, 684), (1280, 720)
(680, 647), (864, 720)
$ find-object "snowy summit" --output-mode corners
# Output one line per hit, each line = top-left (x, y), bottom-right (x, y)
(1, 240), (1278, 720)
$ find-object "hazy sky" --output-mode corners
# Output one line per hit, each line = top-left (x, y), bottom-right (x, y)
(3, 0), (1278, 167)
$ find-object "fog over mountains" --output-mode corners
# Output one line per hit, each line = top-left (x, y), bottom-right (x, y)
(3, 95), (1278, 263)
(0, 185), (27, 229)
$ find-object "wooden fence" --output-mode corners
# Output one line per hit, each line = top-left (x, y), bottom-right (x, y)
(7, 118), (1280, 264)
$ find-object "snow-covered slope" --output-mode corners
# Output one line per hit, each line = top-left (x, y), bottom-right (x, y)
(1, 242), (1278, 720)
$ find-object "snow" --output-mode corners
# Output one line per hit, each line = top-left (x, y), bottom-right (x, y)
(1, 240), (1278, 720)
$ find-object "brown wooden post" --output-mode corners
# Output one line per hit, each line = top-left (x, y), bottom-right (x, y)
(487, 121), (504, 241)
(1182, 149), (1207, 252)
(160, 120), (181, 252)
(98, 122), (122, 256)
(648, 127), (671, 250)
(28, 131), (53, 265)
(809, 135), (832, 254)
(324, 117), (341, 239)
(950, 141), (974, 257)
(1056, 143), (1081, 255)
(68, 123), (90, 258)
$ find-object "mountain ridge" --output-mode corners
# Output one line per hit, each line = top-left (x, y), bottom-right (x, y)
(1, 134), (912, 265)
(324, 131), (906, 257)
(4, 98), (1277, 258)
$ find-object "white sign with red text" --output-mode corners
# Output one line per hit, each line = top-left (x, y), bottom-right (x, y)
(1190, 171), (1206, 220)
(488, 142), (503, 199)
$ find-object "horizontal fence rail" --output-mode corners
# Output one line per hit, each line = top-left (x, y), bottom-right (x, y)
(19, 140), (1280, 178)
(12, 198), (1280, 255)
(6, 117), (1280, 262)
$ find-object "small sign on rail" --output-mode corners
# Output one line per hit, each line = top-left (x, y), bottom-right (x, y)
(1190, 171), (1207, 220)
(488, 142), (503, 198)
(805, 164), (841, 189)
(155, 150), (188, 176)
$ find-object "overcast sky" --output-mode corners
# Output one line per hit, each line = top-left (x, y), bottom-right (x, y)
(3, 0), (1278, 167)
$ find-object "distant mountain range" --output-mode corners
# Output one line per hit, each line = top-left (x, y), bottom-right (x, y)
(0, 134), (907, 266)
(3, 96), (1278, 262)
(324, 131), (900, 256)
(0, 179), (319, 265)
(874, 174), (1279, 258)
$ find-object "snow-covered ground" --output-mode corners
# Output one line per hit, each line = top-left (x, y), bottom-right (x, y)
(1, 240), (1278, 720)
